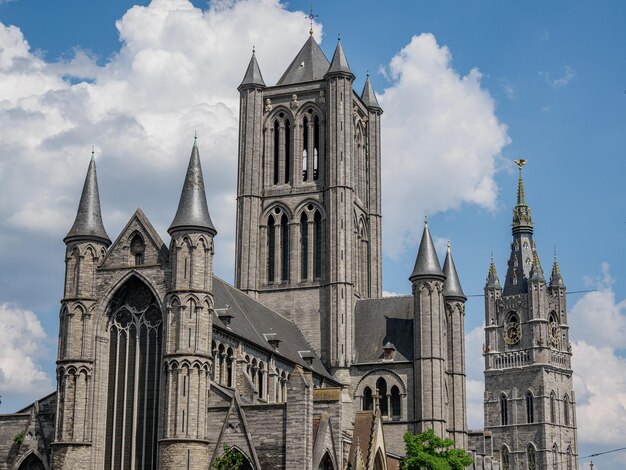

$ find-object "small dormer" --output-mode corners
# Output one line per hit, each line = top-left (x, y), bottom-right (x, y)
(382, 342), (396, 361)
(215, 305), (233, 328)
(299, 350), (315, 366)
(264, 333), (281, 350)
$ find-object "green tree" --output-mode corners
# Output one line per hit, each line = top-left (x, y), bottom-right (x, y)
(401, 429), (473, 470)
(212, 444), (244, 470)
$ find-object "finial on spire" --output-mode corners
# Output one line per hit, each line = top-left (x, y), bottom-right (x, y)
(306, 7), (318, 36)
(512, 158), (533, 232)
(447, 240), (451, 252)
(252, 45), (255, 54)
(91, 145), (95, 161)
(338, 33), (341, 41)
(193, 131), (198, 147)
(424, 215), (428, 225)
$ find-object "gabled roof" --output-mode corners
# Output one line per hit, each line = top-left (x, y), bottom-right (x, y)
(276, 35), (330, 86)
(354, 296), (414, 363)
(212, 277), (335, 381)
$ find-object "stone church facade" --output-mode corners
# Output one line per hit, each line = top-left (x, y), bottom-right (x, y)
(0, 34), (578, 470)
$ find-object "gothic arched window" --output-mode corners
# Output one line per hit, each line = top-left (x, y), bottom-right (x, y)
(391, 385), (401, 420)
(527, 444), (537, 470)
(313, 115), (320, 180)
(104, 277), (161, 470)
(226, 347), (234, 387)
(267, 216), (276, 283)
(314, 211), (322, 279)
(258, 361), (265, 400)
(273, 120), (279, 185)
(281, 214), (290, 282)
(363, 386), (373, 411)
(284, 119), (291, 184)
(550, 391), (557, 423)
(564, 393), (570, 425)
(501, 445), (510, 470)
(300, 212), (308, 280)
(526, 391), (534, 423)
(552, 444), (558, 470)
(500, 394), (508, 425)
(376, 377), (388, 417)
(130, 233), (145, 266)
(302, 115), (309, 181)
(567, 446), (573, 470)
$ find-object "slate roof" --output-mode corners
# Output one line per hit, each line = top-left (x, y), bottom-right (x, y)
(276, 35), (330, 86)
(168, 141), (217, 236)
(353, 296), (414, 363)
(64, 155), (111, 245)
(361, 76), (382, 110)
(212, 276), (335, 381)
(326, 40), (353, 77)
(443, 246), (466, 299)
(239, 51), (265, 89)
(410, 223), (444, 280)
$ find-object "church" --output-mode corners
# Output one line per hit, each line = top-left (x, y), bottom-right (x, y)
(0, 32), (579, 470)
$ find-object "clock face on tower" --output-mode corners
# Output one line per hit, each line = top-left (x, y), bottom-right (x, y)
(503, 320), (521, 346)
(549, 321), (560, 346)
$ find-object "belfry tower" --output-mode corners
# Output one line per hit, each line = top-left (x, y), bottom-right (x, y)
(234, 34), (383, 379)
(483, 162), (578, 469)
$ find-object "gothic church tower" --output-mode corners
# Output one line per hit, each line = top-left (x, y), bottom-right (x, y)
(234, 35), (383, 380)
(483, 164), (578, 469)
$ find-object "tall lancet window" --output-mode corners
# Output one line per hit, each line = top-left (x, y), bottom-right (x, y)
(313, 115), (320, 180)
(302, 116), (309, 181)
(281, 214), (289, 281)
(314, 211), (322, 279)
(104, 277), (161, 470)
(284, 119), (291, 184)
(267, 216), (276, 283)
(273, 120), (279, 185)
(300, 212), (308, 280)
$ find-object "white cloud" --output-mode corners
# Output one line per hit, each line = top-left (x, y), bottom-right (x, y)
(0, 304), (53, 397)
(379, 33), (510, 257)
(501, 79), (517, 101)
(570, 264), (626, 446)
(541, 64), (575, 88)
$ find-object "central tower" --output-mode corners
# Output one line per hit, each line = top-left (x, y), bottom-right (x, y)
(234, 35), (383, 377)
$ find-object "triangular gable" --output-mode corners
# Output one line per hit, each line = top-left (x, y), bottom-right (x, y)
(312, 412), (339, 469)
(100, 208), (168, 268)
(348, 406), (389, 470)
(210, 391), (261, 469)
(367, 407), (388, 470)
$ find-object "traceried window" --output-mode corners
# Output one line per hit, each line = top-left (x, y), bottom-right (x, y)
(273, 120), (279, 185)
(104, 277), (161, 470)
(527, 444), (537, 470)
(500, 394), (509, 425)
(501, 446), (510, 470)
(526, 391), (534, 423)
(313, 115), (320, 180)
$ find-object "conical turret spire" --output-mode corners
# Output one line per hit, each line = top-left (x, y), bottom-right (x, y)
(64, 150), (111, 246)
(485, 254), (501, 288)
(512, 159), (533, 234)
(361, 75), (382, 111)
(326, 36), (354, 78)
(238, 47), (265, 90)
(410, 221), (444, 281)
(168, 137), (217, 236)
(443, 242), (466, 299)
(549, 250), (565, 287)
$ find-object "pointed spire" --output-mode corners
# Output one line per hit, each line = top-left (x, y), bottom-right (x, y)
(443, 242), (466, 300)
(168, 138), (217, 236)
(325, 36), (354, 78)
(529, 242), (545, 281)
(238, 47), (266, 90)
(361, 74), (382, 111)
(410, 221), (445, 282)
(485, 253), (501, 288)
(550, 249), (565, 287)
(276, 35), (330, 86)
(64, 150), (111, 246)
(512, 159), (533, 234)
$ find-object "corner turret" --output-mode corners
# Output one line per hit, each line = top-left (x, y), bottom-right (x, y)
(443, 242), (466, 300)
(64, 150), (110, 246)
(238, 48), (266, 90)
(325, 36), (354, 79)
(360, 75), (382, 112)
(410, 221), (445, 282)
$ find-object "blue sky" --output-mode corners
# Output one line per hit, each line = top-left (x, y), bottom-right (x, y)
(0, 1), (625, 468)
